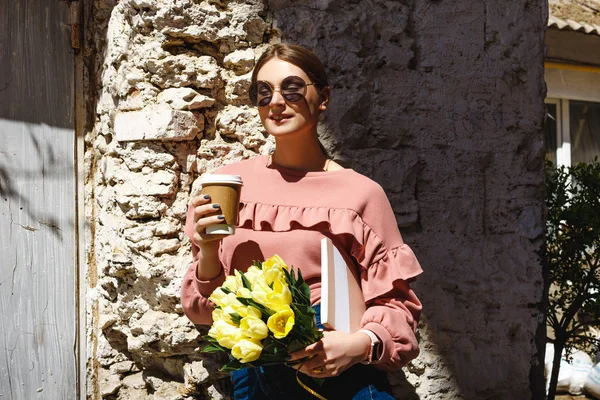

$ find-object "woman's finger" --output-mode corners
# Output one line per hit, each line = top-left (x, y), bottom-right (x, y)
(195, 213), (225, 230)
(301, 363), (329, 378)
(300, 355), (327, 372)
(190, 194), (211, 208)
(194, 214), (227, 239)
(304, 341), (323, 353)
(288, 350), (306, 362)
(289, 342), (321, 361)
(193, 202), (221, 222)
(288, 347), (308, 361)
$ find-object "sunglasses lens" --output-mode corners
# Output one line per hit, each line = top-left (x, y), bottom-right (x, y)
(281, 76), (307, 103)
(249, 81), (272, 106)
(283, 93), (304, 102)
(257, 96), (272, 107)
(257, 82), (273, 106)
(249, 83), (258, 105)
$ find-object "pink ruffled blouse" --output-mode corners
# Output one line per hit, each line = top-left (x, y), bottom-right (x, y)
(181, 155), (423, 370)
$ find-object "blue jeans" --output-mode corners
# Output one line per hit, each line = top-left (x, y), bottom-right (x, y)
(231, 305), (394, 400)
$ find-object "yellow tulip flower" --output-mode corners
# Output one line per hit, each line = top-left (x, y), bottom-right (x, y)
(237, 287), (252, 299)
(237, 305), (262, 319)
(220, 292), (244, 309)
(244, 266), (264, 287)
(250, 279), (273, 308)
(240, 316), (269, 340)
(208, 320), (244, 349)
(267, 306), (295, 339)
(208, 287), (227, 307)
(231, 339), (263, 363)
(223, 274), (241, 293)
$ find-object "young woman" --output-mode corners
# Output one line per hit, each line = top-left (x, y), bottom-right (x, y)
(181, 43), (423, 400)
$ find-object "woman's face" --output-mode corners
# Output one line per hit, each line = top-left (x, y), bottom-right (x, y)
(254, 58), (329, 139)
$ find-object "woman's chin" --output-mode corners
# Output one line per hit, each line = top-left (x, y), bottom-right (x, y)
(264, 119), (318, 138)
(265, 122), (299, 137)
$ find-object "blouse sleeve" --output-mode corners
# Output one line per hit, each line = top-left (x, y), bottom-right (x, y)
(180, 203), (226, 326)
(355, 183), (423, 370)
(360, 278), (422, 370)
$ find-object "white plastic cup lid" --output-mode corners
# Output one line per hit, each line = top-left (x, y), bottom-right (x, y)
(198, 174), (243, 186)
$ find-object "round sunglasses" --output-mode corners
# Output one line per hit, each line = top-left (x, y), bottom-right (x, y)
(249, 76), (316, 107)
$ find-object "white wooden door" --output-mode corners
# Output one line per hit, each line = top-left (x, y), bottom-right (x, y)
(0, 1), (78, 398)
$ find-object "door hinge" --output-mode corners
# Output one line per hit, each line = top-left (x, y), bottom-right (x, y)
(68, 0), (81, 51)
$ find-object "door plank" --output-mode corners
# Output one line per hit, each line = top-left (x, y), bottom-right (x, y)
(0, 0), (77, 398)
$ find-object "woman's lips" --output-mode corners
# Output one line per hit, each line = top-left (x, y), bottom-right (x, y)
(270, 114), (292, 122)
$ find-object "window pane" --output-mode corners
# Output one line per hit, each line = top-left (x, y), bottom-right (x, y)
(544, 103), (557, 166)
(570, 100), (600, 165)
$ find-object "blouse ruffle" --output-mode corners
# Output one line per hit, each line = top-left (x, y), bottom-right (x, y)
(237, 200), (423, 302)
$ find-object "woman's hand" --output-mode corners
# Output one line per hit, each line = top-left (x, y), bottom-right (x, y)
(289, 330), (371, 378)
(190, 194), (229, 281)
(190, 194), (228, 245)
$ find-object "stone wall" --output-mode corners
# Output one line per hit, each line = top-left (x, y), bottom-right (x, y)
(84, 0), (548, 399)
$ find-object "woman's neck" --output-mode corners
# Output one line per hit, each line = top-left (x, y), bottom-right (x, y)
(271, 134), (328, 172)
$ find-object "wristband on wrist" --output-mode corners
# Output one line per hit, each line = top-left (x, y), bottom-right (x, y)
(358, 329), (381, 364)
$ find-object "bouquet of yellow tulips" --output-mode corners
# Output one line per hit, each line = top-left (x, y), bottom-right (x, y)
(203, 255), (323, 371)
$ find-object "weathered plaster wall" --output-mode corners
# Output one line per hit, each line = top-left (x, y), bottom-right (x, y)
(85, 0), (548, 399)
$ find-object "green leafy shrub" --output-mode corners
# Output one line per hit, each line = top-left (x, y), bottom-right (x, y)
(545, 159), (600, 399)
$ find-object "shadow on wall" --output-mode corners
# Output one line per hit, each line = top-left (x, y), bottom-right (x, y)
(269, 1), (425, 396)
(269, 0), (547, 399)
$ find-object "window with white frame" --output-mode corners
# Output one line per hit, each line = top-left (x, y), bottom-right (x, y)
(544, 66), (600, 167)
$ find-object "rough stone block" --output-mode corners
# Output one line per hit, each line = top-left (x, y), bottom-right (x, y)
(97, 333), (125, 367)
(183, 361), (211, 387)
(97, 91), (116, 115)
(113, 386), (148, 400)
(223, 48), (255, 74)
(117, 90), (149, 112)
(155, 2), (228, 43)
(110, 245), (132, 265)
(229, 3), (267, 44)
(216, 105), (265, 149)
(114, 170), (178, 198)
(110, 361), (135, 374)
(130, 310), (168, 339)
(146, 55), (219, 90)
(151, 238), (181, 255)
(114, 105), (202, 142)
(152, 380), (186, 400)
(119, 142), (178, 171)
(154, 218), (181, 236)
(224, 71), (252, 104)
(157, 88), (216, 110)
(116, 195), (165, 219)
(168, 191), (191, 220)
(123, 372), (146, 389)
(99, 368), (122, 397)
(99, 314), (118, 330)
(207, 384), (229, 400)
(124, 225), (154, 243)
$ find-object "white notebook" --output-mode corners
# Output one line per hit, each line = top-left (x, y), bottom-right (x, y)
(320, 238), (366, 333)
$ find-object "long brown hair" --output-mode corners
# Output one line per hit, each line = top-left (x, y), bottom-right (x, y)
(251, 44), (329, 91)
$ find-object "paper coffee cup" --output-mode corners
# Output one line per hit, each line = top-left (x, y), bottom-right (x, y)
(198, 174), (243, 235)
